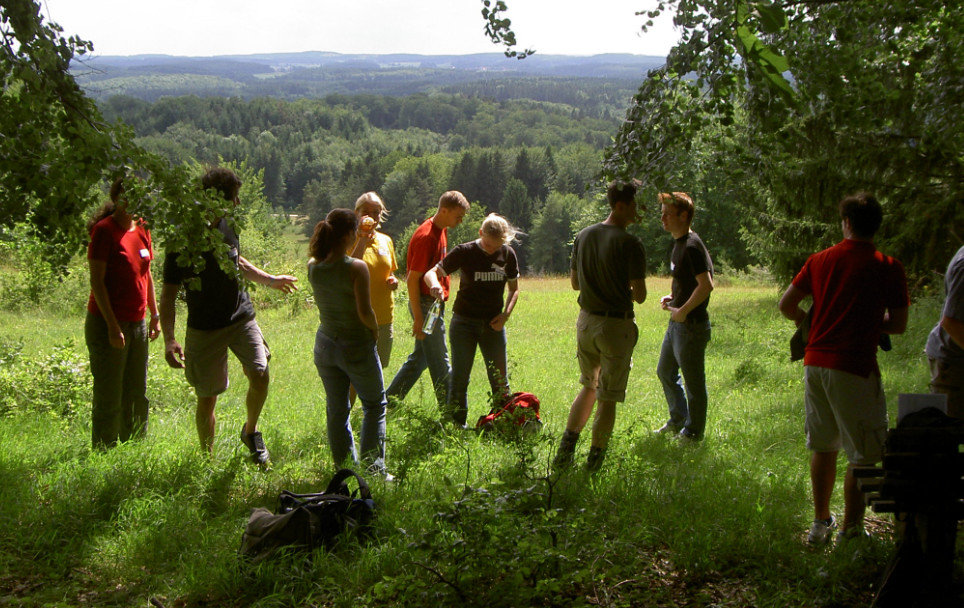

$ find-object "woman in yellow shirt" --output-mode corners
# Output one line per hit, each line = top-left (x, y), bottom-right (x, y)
(350, 192), (399, 377)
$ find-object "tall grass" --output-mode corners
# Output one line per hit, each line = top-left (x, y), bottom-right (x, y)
(0, 271), (957, 607)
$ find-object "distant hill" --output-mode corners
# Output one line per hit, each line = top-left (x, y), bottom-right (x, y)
(71, 51), (665, 104)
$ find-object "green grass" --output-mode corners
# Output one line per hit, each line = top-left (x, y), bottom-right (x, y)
(0, 275), (959, 607)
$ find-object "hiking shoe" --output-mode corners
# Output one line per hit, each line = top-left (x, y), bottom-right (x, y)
(553, 430), (579, 470)
(807, 516), (837, 546)
(240, 425), (270, 465)
(586, 446), (606, 472)
(654, 423), (680, 435)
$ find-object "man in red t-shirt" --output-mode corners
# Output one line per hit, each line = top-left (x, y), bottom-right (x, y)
(779, 192), (909, 546)
(386, 191), (469, 422)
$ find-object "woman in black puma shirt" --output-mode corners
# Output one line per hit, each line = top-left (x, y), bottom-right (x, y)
(424, 213), (521, 428)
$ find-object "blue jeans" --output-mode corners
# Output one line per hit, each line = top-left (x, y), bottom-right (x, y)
(386, 296), (451, 414)
(85, 312), (150, 448)
(313, 329), (386, 471)
(657, 318), (711, 437)
(449, 314), (510, 426)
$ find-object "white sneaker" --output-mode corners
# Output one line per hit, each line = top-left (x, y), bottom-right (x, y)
(807, 516), (837, 546)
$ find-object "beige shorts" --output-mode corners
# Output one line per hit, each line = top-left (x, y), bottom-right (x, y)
(576, 309), (638, 402)
(804, 366), (888, 465)
(184, 318), (270, 398)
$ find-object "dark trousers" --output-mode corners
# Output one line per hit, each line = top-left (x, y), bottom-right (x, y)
(85, 312), (149, 448)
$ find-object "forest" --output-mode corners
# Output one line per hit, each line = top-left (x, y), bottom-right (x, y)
(97, 90), (757, 276)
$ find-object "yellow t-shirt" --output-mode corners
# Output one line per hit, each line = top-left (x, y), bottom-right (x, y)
(360, 231), (398, 324)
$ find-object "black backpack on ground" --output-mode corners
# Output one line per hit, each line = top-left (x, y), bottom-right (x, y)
(239, 468), (376, 562)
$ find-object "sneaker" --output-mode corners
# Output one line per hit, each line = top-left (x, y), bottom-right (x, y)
(835, 526), (869, 545)
(240, 424), (270, 465)
(654, 423), (680, 435)
(807, 516), (837, 546)
(366, 464), (395, 483)
(676, 429), (702, 444)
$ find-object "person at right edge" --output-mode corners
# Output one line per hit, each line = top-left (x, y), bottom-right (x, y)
(925, 244), (964, 419)
(779, 192), (909, 546)
(554, 180), (647, 472)
(654, 192), (714, 443)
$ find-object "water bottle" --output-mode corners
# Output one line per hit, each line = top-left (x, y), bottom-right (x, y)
(422, 298), (442, 334)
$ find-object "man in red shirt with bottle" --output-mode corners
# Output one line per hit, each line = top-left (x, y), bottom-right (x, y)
(386, 191), (469, 424)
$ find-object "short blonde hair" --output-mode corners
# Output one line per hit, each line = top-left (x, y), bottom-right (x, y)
(354, 191), (388, 224)
(480, 213), (518, 245)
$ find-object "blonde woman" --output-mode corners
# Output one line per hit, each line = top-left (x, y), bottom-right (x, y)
(350, 192), (399, 373)
(424, 213), (520, 427)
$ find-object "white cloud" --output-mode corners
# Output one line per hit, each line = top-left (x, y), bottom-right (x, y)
(41, 0), (678, 57)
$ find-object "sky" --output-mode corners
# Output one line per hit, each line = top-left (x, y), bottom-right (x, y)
(40, 0), (679, 58)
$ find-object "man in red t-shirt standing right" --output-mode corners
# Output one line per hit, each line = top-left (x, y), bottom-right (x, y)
(386, 191), (470, 422)
(779, 192), (909, 547)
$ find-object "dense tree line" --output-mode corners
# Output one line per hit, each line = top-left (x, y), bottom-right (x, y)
(97, 90), (759, 276)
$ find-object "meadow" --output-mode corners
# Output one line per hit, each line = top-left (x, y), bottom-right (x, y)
(0, 256), (957, 607)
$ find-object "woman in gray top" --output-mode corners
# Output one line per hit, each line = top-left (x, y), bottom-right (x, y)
(308, 209), (387, 477)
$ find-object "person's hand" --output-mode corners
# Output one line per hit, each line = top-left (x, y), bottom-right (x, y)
(669, 306), (688, 323)
(489, 313), (508, 331)
(429, 285), (444, 300)
(387, 275), (399, 290)
(270, 275), (298, 294)
(413, 327), (427, 341)
(165, 340), (185, 369)
(660, 295), (672, 310)
(148, 316), (161, 341)
(108, 324), (126, 349)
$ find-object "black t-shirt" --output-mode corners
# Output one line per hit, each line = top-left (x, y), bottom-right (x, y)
(162, 218), (255, 330)
(438, 241), (519, 320)
(670, 231), (713, 322)
(570, 223), (647, 313)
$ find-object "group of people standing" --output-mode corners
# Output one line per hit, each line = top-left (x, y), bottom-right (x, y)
(306, 189), (522, 478)
(83, 168), (961, 544)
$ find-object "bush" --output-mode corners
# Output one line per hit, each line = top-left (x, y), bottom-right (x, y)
(0, 338), (90, 419)
(0, 224), (89, 314)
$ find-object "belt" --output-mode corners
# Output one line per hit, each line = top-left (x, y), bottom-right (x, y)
(587, 310), (634, 320)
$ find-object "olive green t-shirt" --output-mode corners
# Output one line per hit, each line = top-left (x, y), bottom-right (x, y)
(570, 223), (646, 313)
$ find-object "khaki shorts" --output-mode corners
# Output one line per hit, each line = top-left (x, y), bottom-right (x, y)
(928, 356), (964, 419)
(576, 310), (638, 402)
(804, 366), (887, 465)
(376, 323), (393, 369)
(184, 318), (270, 398)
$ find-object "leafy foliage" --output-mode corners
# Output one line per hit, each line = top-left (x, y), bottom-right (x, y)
(0, 0), (110, 266)
(481, 0), (535, 59)
(603, 0), (962, 280)
(0, 1), (289, 282)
